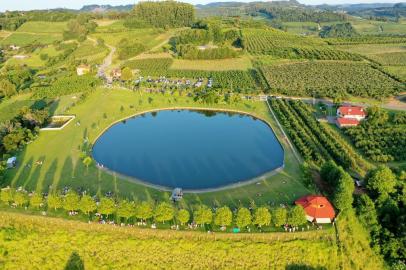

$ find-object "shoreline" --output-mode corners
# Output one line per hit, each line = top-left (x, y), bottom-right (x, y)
(91, 106), (286, 193)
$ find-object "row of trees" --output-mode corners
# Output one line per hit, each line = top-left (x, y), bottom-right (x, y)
(0, 188), (308, 229)
(177, 45), (238, 60)
(354, 166), (405, 268)
(345, 107), (406, 162)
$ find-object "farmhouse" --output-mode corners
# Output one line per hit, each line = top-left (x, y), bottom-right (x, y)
(336, 106), (366, 128)
(76, 64), (91, 76)
(295, 195), (335, 224)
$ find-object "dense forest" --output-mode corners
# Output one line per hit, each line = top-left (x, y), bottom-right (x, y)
(132, 1), (195, 28)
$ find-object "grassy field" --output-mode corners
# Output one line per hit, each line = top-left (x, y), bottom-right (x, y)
(16, 21), (68, 33)
(72, 40), (110, 64)
(5, 45), (60, 67)
(351, 19), (406, 35)
(0, 211), (339, 269)
(385, 66), (406, 81)
(0, 32), (62, 46)
(0, 94), (37, 123)
(334, 43), (406, 55)
(170, 56), (253, 71)
(4, 89), (311, 208)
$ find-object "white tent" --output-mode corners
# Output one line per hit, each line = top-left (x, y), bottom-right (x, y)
(6, 157), (17, 168)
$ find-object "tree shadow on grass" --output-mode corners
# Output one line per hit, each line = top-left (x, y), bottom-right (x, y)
(285, 264), (327, 270)
(64, 251), (84, 270)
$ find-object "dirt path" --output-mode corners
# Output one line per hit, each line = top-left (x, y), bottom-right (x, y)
(88, 37), (116, 77)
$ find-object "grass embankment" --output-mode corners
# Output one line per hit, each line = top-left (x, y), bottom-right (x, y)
(0, 211), (338, 269)
(4, 89), (311, 207)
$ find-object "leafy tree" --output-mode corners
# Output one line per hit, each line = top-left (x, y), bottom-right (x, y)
(79, 194), (96, 215)
(135, 201), (154, 222)
(154, 202), (174, 224)
(117, 200), (135, 223)
(287, 206), (307, 226)
(0, 79), (17, 98)
(82, 156), (92, 168)
(13, 191), (28, 207)
(29, 192), (43, 209)
(63, 191), (80, 212)
(0, 188), (14, 205)
(121, 67), (133, 81)
(333, 170), (355, 211)
(98, 197), (116, 219)
(355, 194), (380, 233)
(236, 207), (252, 228)
(366, 106), (389, 126)
(193, 205), (213, 226)
(253, 207), (271, 227)
(272, 207), (287, 227)
(214, 206), (233, 227)
(176, 209), (190, 225)
(366, 166), (397, 202)
(47, 193), (63, 211)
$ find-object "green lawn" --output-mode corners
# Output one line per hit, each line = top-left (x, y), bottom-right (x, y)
(16, 21), (68, 33)
(4, 89), (312, 208)
(0, 94), (37, 122)
(0, 32), (62, 46)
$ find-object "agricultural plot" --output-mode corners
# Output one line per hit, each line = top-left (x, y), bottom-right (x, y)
(241, 28), (362, 61)
(269, 98), (369, 174)
(369, 52), (406, 66)
(5, 45), (60, 68)
(0, 94), (37, 123)
(170, 56), (253, 71)
(0, 32), (62, 46)
(351, 19), (406, 35)
(261, 61), (402, 99)
(384, 66), (406, 82)
(16, 21), (68, 33)
(0, 212), (340, 270)
(71, 40), (109, 64)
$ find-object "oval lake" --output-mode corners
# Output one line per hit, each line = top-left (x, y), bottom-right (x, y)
(92, 109), (284, 190)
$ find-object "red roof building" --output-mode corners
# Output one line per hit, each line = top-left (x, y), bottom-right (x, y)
(295, 195), (336, 223)
(337, 106), (366, 119)
(336, 117), (360, 128)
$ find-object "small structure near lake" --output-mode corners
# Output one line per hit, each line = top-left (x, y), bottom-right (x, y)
(7, 157), (17, 169)
(170, 188), (183, 202)
(41, 115), (75, 131)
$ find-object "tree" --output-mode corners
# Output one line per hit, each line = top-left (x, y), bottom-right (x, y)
(83, 156), (92, 168)
(366, 166), (397, 202)
(154, 202), (174, 224)
(193, 205), (213, 226)
(176, 209), (190, 225)
(355, 194), (380, 233)
(79, 194), (96, 215)
(63, 191), (80, 212)
(333, 170), (355, 211)
(117, 200), (135, 223)
(135, 201), (154, 222)
(29, 193), (43, 209)
(287, 206), (307, 226)
(214, 206), (232, 227)
(13, 191), (28, 207)
(98, 197), (116, 219)
(0, 79), (17, 98)
(253, 207), (271, 228)
(0, 188), (14, 205)
(121, 67), (133, 81)
(236, 207), (252, 229)
(47, 193), (63, 211)
(272, 207), (287, 227)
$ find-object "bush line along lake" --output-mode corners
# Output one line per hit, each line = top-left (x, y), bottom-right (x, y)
(92, 109), (284, 190)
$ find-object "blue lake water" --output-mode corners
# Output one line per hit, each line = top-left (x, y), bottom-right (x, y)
(92, 109), (284, 190)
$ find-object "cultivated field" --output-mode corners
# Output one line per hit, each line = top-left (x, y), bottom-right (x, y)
(170, 56), (253, 71)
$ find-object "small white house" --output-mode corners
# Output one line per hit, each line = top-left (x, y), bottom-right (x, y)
(6, 157), (17, 169)
(170, 188), (183, 202)
(76, 64), (91, 76)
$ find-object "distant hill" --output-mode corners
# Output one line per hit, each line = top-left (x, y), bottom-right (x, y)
(80, 4), (133, 12)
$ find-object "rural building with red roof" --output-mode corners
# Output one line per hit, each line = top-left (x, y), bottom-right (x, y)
(295, 195), (336, 223)
(336, 106), (366, 128)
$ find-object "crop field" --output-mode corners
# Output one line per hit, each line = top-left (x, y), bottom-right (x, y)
(351, 19), (406, 35)
(0, 32), (62, 46)
(16, 21), (68, 33)
(5, 45), (60, 67)
(71, 40), (109, 64)
(334, 43), (406, 55)
(171, 56), (253, 71)
(0, 94), (37, 123)
(261, 61), (402, 98)
(4, 89), (311, 207)
(0, 212), (339, 270)
(369, 52), (406, 66)
(384, 66), (406, 82)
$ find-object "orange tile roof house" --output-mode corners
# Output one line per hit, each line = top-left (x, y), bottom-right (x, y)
(336, 106), (366, 128)
(295, 195), (336, 223)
